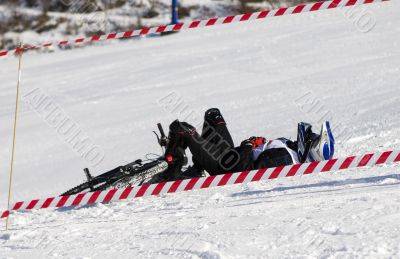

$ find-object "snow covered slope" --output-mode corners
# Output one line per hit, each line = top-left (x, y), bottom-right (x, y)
(0, 1), (399, 258)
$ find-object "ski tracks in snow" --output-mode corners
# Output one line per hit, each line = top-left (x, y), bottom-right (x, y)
(0, 1), (400, 258)
(1, 170), (400, 258)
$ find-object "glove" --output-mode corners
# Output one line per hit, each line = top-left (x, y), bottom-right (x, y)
(240, 136), (266, 149)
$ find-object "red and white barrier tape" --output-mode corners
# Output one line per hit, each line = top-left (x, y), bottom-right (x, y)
(0, 0), (388, 59)
(1, 150), (399, 219)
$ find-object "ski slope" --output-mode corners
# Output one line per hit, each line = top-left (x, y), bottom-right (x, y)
(1, 1), (400, 258)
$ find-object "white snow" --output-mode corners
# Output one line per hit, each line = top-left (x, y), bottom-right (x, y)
(0, 1), (400, 258)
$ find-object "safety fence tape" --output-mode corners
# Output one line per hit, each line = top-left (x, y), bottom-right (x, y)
(1, 150), (399, 218)
(0, 0), (388, 59)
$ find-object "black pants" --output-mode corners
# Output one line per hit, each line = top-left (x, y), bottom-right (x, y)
(183, 119), (239, 175)
(178, 119), (294, 175)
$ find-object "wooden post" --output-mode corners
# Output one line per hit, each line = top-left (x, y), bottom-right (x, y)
(5, 44), (23, 230)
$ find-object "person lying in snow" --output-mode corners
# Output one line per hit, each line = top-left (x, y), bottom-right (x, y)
(162, 108), (335, 180)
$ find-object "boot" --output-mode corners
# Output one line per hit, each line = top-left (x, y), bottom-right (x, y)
(204, 108), (226, 126)
(164, 120), (195, 180)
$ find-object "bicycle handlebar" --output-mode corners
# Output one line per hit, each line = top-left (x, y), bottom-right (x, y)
(157, 123), (166, 139)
